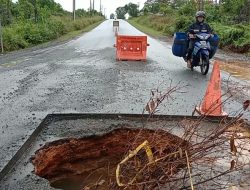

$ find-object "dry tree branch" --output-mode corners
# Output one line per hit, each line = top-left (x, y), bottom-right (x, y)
(111, 81), (250, 190)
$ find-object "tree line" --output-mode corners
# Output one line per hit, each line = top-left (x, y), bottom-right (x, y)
(0, 0), (104, 52)
(115, 0), (249, 53)
(0, 0), (102, 26)
(114, 3), (140, 19)
(0, 0), (64, 26)
(142, 0), (249, 24)
(114, 0), (249, 24)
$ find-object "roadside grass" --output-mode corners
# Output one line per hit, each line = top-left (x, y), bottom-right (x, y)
(2, 16), (105, 52)
(128, 15), (176, 37)
(128, 19), (163, 37)
(37, 20), (104, 48)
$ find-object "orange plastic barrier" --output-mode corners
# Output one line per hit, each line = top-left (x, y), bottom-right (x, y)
(196, 60), (227, 116)
(114, 35), (150, 61)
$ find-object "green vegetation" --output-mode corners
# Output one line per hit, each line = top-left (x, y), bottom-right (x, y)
(115, 3), (139, 19)
(0, 0), (105, 52)
(129, 15), (177, 37)
(125, 0), (250, 53)
(128, 18), (164, 37)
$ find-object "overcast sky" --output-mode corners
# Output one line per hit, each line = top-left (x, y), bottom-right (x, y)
(11, 0), (147, 18)
(54, 0), (147, 17)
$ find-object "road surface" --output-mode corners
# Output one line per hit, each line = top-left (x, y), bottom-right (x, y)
(0, 19), (249, 172)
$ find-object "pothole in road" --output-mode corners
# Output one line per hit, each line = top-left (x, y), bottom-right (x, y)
(32, 128), (189, 190)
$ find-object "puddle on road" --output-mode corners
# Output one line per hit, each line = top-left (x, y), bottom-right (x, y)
(32, 128), (188, 190)
(0, 61), (19, 68)
(0, 57), (30, 68)
(218, 60), (250, 81)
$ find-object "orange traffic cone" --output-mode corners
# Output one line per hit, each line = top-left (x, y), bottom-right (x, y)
(196, 60), (227, 116)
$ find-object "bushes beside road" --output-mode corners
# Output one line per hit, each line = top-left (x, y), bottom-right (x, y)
(127, 0), (250, 54)
(129, 15), (250, 54)
(211, 23), (250, 53)
(2, 16), (104, 52)
(0, 0), (104, 52)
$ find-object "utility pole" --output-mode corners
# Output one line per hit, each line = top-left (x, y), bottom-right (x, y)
(0, 20), (3, 53)
(93, 0), (95, 12)
(90, 0), (92, 12)
(100, 0), (101, 13)
(73, 0), (76, 21)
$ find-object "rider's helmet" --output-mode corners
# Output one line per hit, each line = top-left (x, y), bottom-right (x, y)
(195, 11), (206, 18)
(195, 11), (205, 23)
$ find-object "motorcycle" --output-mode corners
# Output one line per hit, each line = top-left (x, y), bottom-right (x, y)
(188, 32), (213, 75)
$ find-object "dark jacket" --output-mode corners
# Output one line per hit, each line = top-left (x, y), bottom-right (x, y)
(187, 21), (212, 34)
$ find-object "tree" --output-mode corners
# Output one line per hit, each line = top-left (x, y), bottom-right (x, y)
(116, 7), (126, 19)
(170, 0), (188, 9)
(37, 0), (63, 13)
(178, 0), (196, 17)
(220, 0), (248, 23)
(159, 3), (175, 15)
(0, 0), (13, 26)
(16, 0), (35, 20)
(75, 9), (87, 17)
(237, 0), (250, 23)
(125, 3), (139, 17)
(143, 1), (160, 14)
(28, 0), (38, 22)
(142, 6), (149, 15)
(204, 2), (221, 22)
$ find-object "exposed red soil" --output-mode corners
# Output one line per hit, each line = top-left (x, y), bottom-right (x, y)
(32, 128), (189, 190)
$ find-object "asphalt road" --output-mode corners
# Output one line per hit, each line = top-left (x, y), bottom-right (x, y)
(0, 19), (249, 173)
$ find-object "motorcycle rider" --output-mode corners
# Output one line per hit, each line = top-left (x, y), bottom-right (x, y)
(186, 11), (213, 68)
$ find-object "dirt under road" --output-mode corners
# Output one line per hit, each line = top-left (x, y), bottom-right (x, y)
(1, 114), (250, 190)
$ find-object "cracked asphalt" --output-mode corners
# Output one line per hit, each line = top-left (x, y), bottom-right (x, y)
(0, 19), (249, 173)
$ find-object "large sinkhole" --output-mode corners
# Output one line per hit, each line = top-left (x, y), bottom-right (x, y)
(32, 128), (189, 190)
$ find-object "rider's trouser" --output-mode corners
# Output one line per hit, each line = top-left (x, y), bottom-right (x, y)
(187, 39), (195, 60)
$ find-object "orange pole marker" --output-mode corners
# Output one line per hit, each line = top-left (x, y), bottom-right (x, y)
(196, 61), (227, 116)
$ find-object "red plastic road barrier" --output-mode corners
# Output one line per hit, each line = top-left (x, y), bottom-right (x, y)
(114, 35), (150, 61)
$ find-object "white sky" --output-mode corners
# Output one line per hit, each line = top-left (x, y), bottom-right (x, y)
(12, 0), (146, 17)
(55, 0), (146, 17)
